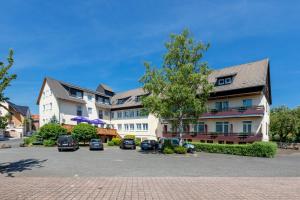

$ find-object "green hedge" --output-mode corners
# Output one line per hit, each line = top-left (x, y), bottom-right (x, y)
(111, 138), (121, 146)
(163, 147), (174, 154)
(107, 141), (114, 146)
(174, 146), (187, 154)
(43, 139), (56, 147)
(192, 142), (277, 158)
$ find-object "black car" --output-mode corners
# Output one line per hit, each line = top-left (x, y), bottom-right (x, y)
(57, 135), (79, 151)
(89, 139), (104, 150)
(120, 138), (136, 150)
(141, 140), (158, 151)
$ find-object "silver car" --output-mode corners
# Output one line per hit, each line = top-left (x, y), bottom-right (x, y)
(89, 139), (104, 150)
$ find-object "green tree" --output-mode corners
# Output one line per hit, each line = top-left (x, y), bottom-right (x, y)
(270, 106), (299, 142)
(0, 116), (8, 129)
(72, 123), (98, 144)
(50, 115), (59, 124)
(0, 49), (17, 112)
(39, 123), (67, 141)
(140, 29), (213, 143)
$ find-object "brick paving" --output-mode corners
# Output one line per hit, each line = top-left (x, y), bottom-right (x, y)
(0, 177), (299, 200)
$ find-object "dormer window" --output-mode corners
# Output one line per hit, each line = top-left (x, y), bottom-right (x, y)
(216, 76), (234, 86)
(117, 97), (130, 105)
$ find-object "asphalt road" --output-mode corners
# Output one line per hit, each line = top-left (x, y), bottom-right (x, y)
(0, 144), (300, 177)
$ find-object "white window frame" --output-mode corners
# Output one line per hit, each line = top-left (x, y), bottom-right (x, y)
(136, 123), (142, 131)
(142, 123), (148, 131)
(124, 124), (129, 131)
(117, 124), (122, 131)
(129, 124), (134, 131)
(218, 79), (225, 85)
(88, 107), (93, 114)
(225, 77), (232, 84)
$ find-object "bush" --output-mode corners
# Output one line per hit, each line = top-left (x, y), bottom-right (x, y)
(23, 133), (42, 146)
(124, 134), (135, 140)
(107, 141), (114, 146)
(192, 142), (277, 158)
(72, 123), (98, 143)
(39, 123), (67, 141)
(163, 147), (174, 154)
(111, 138), (121, 146)
(174, 146), (187, 154)
(43, 139), (56, 147)
(135, 138), (141, 146)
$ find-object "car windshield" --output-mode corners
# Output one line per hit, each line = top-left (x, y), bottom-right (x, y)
(124, 140), (134, 144)
(91, 139), (100, 142)
(58, 136), (71, 142)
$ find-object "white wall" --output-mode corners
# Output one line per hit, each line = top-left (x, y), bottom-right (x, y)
(111, 109), (159, 140)
(39, 82), (60, 126)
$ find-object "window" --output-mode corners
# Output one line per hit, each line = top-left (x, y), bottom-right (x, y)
(129, 124), (134, 131)
(136, 123), (142, 131)
(243, 121), (252, 134)
(194, 122), (205, 133)
(216, 76), (234, 86)
(135, 96), (141, 102)
(215, 101), (229, 111)
(129, 110), (134, 118)
(124, 124), (129, 131)
(225, 77), (232, 84)
(43, 105), (45, 111)
(77, 105), (82, 116)
(117, 112), (122, 118)
(104, 98), (110, 104)
(111, 112), (115, 119)
(124, 111), (129, 118)
(98, 110), (103, 119)
(243, 99), (252, 108)
(136, 110), (140, 117)
(88, 95), (93, 101)
(88, 107), (92, 114)
(117, 124), (122, 131)
(216, 122), (229, 134)
(104, 111), (109, 116)
(142, 123), (148, 131)
(218, 78), (225, 85)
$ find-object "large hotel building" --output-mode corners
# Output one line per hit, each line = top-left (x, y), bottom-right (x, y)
(37, 59), (271, 144)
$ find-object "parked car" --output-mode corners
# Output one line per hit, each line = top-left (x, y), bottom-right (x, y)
(158, 138), (180, 151)
(141, 140), (158, 151)
(183, 143), (195, 153)
(89, 139), (104, 150)
(120, 138), (136, 150)
(57, 135), (79, 151)
(0, 134), (5, 141)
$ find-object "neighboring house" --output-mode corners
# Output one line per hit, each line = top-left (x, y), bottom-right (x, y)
(37, 58), (271, 143)
(31, 114), (40, 131)
(0, 101), (31, 138)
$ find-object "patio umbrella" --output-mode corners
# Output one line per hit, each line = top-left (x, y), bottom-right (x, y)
(71, 116), (90, 123)
(90, 119), (105, 125)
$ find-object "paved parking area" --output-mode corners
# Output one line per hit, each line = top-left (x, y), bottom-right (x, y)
(0, 177), (299, 199)
(0, 146), (300, 177)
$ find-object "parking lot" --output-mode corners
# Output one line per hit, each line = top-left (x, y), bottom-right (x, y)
(1, 144), (300, 177)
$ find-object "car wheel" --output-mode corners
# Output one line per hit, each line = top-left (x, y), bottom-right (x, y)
(58, 148), (61, 152)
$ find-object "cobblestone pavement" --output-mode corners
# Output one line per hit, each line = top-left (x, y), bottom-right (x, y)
(0, 177), (299, 200)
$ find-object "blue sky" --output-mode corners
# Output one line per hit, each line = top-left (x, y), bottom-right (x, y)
(0, 0), (299, 114)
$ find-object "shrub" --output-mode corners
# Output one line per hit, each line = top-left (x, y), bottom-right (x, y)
(124, 134), (135, 139)
(163, 147), (174, 154)
(174, 146), (187, 154)
(72, 123), (98, 143)
(39, 123), (67, 141)
(43, 139), (56, 147)
(23, 133), (42, 146)
(107, 141), (114, 146)
(192, 142), (277, 158)
(111, 138), (121, 146)
(135, 138), (141, 146)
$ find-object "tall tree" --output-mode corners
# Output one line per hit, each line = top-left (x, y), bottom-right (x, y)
(0, 49), (17, 130)
(0, 49), (17, 102)
(270, 106), (299, 142)
(140, 29), (213, 143)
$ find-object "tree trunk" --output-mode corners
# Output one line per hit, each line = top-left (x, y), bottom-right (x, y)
(178, 113), (183, 146)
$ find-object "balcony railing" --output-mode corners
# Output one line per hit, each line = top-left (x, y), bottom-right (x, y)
(201, 105), (265, 118)
(162, 131), (262, 143)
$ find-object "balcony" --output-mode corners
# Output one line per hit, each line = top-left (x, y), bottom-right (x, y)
(201, 106), (264, 119)
(162, 131), (263, 143)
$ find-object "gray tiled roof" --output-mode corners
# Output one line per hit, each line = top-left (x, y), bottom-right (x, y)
(7, 101), (30, 116)
(111, 88), (147, 109)
(208, 58), (269, 93)
(38, 59), (270, 108)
